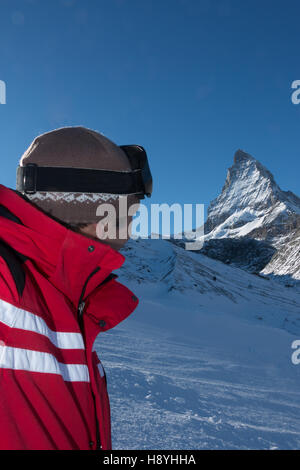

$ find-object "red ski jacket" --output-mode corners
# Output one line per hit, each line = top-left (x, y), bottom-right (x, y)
(0, 184), (139, 450)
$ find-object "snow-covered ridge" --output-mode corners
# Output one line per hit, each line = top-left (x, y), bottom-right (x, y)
(120, 238), (300, 336)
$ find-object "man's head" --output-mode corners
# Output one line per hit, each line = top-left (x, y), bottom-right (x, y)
(17, 126), (148, 250)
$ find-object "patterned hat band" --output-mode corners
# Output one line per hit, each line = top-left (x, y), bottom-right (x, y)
(25, 192), (140, 225)
(26, 192), (120, 203)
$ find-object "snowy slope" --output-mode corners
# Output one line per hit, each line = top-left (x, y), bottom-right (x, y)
(95, 238), (300, 450)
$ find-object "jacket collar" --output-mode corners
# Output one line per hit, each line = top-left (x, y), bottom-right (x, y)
(0, 185), (126, 307)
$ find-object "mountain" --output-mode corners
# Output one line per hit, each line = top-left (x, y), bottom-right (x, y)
(94, 237), (300, 449)
(185, 150), (300, 282)
(205, 149), (300, 242)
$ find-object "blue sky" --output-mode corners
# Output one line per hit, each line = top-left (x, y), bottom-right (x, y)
(0, 0), (300, 232)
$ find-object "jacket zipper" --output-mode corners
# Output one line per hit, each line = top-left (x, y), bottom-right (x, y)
(77, 268), (117, 451)
(77, 267), (101, 449)
(77, 270), (118, 324)
(77, 267), (101, 326)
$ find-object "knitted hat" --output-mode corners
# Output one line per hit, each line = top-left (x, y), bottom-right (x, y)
(18, 127), (140, 225)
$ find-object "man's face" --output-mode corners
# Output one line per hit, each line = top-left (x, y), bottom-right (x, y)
(79, 198), (140, 251)
(76, 148), (142, 251)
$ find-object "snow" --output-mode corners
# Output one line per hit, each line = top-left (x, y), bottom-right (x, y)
(92, 151), (300, 449)
(94, 238), (300, 450)
(203, 209), (266, 239)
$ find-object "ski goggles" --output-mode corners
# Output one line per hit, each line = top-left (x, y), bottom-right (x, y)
(16, 145), (153, 199)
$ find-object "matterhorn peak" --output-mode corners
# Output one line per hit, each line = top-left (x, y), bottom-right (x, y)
(224, 149), (276, 195)
(233, 149), (255, 164)
(204, 149), (300, 238)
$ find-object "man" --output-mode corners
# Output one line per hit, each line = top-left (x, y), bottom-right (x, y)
(0, 126), (152, 450)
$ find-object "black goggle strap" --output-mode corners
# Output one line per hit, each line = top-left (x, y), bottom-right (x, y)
(16, 164), (146, 198)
